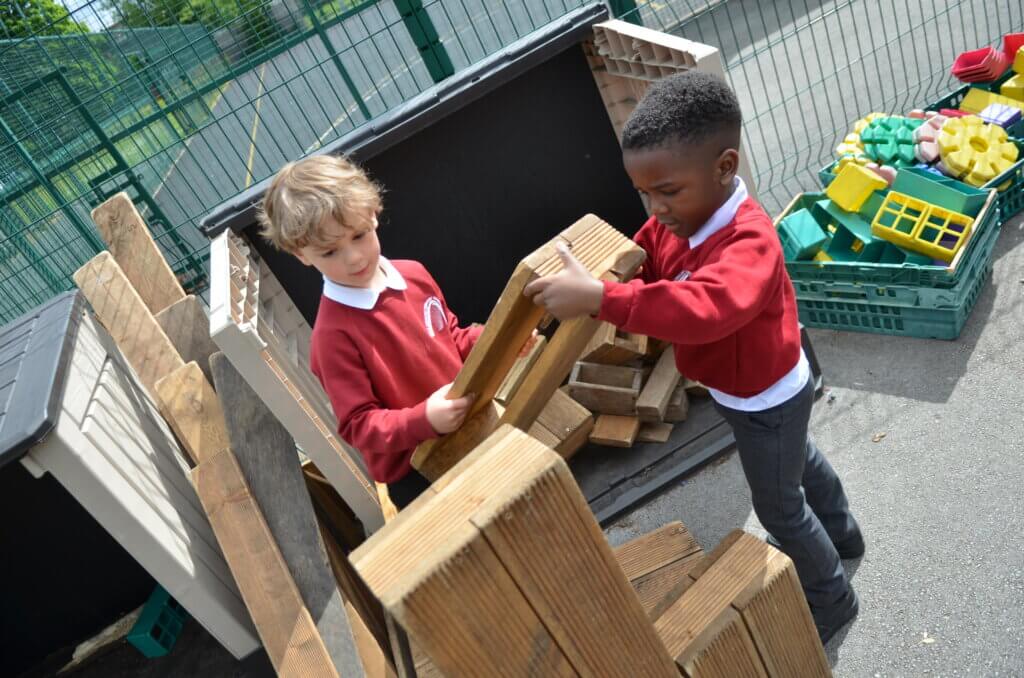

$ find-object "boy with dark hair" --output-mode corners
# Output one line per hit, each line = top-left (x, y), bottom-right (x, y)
(525, 70), (862, 644)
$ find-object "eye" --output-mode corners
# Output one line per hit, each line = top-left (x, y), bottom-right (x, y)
(353, 231), (367, 241)
(321, 249), (336, 258)
(660, 187), (680, 196)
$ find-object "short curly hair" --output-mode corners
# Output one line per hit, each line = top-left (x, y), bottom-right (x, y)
(621, 71), (742, 152)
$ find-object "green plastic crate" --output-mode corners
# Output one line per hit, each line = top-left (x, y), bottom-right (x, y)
(791, 200), (1000, 310)
(775, 187), (999, 289)
(127, 586), (187, 658)
(796, 258), (992, 340)
(928, 70), (1024, 138)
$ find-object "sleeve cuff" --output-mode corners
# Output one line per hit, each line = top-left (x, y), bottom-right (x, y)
(598, 279), (635, 328)
(407, 399), (438, 440)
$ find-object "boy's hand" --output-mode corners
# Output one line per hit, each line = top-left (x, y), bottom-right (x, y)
(425, 382), (476, 434)
(523, 243), (604, 320)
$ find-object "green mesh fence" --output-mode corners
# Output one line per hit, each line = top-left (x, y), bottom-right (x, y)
(0, 0), (1021, 323)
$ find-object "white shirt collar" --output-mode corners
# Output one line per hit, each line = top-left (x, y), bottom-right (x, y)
(688, 176), (748, 249)
(321, 257), (406, 310)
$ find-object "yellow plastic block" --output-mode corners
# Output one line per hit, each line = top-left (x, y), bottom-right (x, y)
(960, 87), (1024, 115)
(870, 192), (973, 263)
(813, 251), (833, 263)
(1014, 45), (1024, 74)
(835, 154), (870, 172)
(835, 113), (886, 158)
(1000, 73), (1024, 102)
(937, 115), (1019, 187)
(825, 163), (889, 212)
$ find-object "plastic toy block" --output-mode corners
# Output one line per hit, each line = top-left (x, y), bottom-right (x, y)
(860, 117), (924, 167)
(912, 113), (948, 163)
(1000, 72), (1024, 102)
(835, 113), (886, 158)
(951, 47), (1010, 83)
(878, 243), (935, 266)
(128, 586), (187, 658)
(979, 102), (1023, 128)
(895, 168), (988, 216)
(816, 200), (888, 263)
(825, 163), (888, 212)
(914, 162), (945, 176)
(859, 190), (889, 220)
(835, 155), (870, 173)
(778, 208), (828, 261)
(960, 87), (1024, 115)
(865, 162), (897, 186)
(870, 191), (974, 263)
(937, 115), (1019, 186)
(940, 108), (972, 118)
(813, 251), (832, 263)
(1014, 45), (1024, 74)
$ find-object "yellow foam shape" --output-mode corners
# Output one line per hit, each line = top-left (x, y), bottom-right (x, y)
(853, 112), (887, 135)
(1014, 45), (1024, 74)
(1000, 73), (1024, 102)
(813, 251), (833, 263)
(836, 155), (870, 172)
(938, 115), (1019, 187)
(870, 192), (973, 263)
(835, 132), (864, 157)
(826, 163), (889, 212)
(960, 87), (1024, 115)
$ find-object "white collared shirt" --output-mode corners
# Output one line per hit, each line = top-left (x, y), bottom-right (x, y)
(321, 257), (406, 310)
(685, 177), (810, 411)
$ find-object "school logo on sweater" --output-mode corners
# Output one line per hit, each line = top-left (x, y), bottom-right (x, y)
(423, 296), (447, 337)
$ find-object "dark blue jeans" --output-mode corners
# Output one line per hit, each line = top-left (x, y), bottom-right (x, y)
(713, 377), (858, 608)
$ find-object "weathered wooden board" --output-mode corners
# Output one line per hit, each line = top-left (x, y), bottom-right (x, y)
(591, 414), (641, 447)
(155, 295), (219, 385)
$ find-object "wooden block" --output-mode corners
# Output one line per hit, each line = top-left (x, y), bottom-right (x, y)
(536, 388), (594, 459)
(155, 295), (219, 385)
(684, 377), (710, 397)
(717, 536), (831, 677)
(637, 421), (674, 443)
(568, 361), (643, 415)
(412, 215), (645, 480)
(154, 362), (229, 466)
(193, 448), (339, 677)
(637, 347), (682, 422)
(91, 192), (185, 315)
(210, 354), (361, 675)
(74, 252), (185, 395)
(355, 426), (676, 677)
(580, 321), (648, 364)
(613, 521), (701, 581)
(665, 383), (690, 423)
(590, 414), (640, 447)
(680, 607), (769, 678)
(494, 335), (547, 404)
(303, 461), (367, 553)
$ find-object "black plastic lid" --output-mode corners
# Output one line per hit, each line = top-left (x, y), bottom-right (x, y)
(0, 291), (84, 468)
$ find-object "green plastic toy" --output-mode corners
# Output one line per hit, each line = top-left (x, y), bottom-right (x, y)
(778, 208), (828, 260)
(893, 169), (988, 217)
(860, 116), (925, 168)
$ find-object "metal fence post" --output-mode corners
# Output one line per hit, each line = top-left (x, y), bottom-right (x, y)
(393, 0), (454, 83)
(302, 0), (373, 121)
(608, 0), (642, 25)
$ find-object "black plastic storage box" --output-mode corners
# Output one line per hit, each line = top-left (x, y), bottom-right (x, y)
(201, 3), (820, 524)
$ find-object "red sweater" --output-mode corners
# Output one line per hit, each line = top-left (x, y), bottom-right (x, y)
(599, 198), (801, 398)
(309, 260), (482, 483)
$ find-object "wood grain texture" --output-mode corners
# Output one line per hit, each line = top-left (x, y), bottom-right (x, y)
(192, 448), (339, 677)
(569, 361), (643, 415)
(637, 421), (674, 443)
(679, 607), (769, 678)
(210, 354), (360, 675)
(494, 334), (547, 404)
(154, 361), (228, 466)
(613, 521), (701, 581)
(91, 192), (185, 314)
(536, 388), (594, 459)
(637, 347), (682, 422)
(580, 322), (649, 365)
(74, 252), (184, 394)
(665, 384), (690, 423)
(590, 414), (640, 447)
(155, 295), (218, 385)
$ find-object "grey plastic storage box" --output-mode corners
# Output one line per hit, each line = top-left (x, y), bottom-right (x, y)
(0, 291), (259, 664)
(201, 4), (818, 524)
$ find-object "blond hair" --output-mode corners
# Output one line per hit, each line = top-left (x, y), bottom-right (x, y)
(257, 155), (382, 252)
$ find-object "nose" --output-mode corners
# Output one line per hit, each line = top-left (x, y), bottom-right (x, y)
(649, 196), (670, 216)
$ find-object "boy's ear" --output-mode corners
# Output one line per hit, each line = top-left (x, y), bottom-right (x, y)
(716, 148), (740, 185)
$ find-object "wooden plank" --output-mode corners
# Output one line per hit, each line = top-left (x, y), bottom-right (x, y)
(411, 215), (645, 480)
(723, 539), (830, 678)
(528, 420), (562, 448)
(90, 192), (185, 315)
(494, 335), (547, 405)
(192, 448), (339, 677)
(73, 252), (184, 395)
(568, 361), (643, 415)
(613, 521), (701, 580)
(580, 322), (649, 365)
(633, 556), (703, 621)
(665, 384), (690, 423)
(210, 354), (361, 675)
(154, 362), (228, 466)
(355, 425), (675, 677)
(679, 607), (769, 678)
(637, 347), (682, 422)
(304, 461), (368, 552)
(155, 295), (219, 385)
(638, 421), (674, 443)
(591, 414), (640, 447)
(536, 388), (594, 459)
